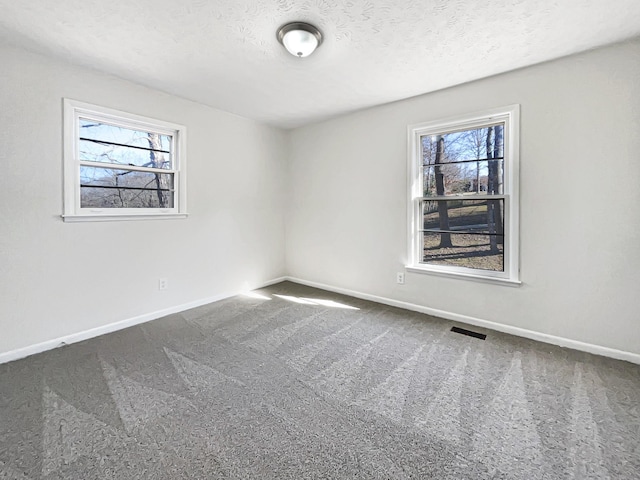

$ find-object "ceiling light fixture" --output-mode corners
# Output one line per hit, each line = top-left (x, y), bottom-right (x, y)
(276, 22), (323, 58)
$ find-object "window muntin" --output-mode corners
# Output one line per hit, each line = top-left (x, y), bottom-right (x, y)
(63, 100), (187, 221)
(408, 106), (519, 283)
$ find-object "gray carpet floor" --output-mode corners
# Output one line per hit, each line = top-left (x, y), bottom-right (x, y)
(1, 281), (639, 479)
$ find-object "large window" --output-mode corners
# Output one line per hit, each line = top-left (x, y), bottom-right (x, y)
(407, 105), (520, 284)
(63, 99), (187, 221)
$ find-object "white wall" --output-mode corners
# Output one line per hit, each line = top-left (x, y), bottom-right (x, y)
(0, 44), (287, 356)
(2, 39), (639, 361)
(287, 39), (640, 356)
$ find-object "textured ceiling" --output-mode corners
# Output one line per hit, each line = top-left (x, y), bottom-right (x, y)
(1, 0), (639, 128)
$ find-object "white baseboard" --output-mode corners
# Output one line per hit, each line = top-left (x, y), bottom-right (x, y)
(0, 276), (288, 365)
(4, 274), (638, 366)
(256, 276), (288, 288)
(284, 276), (640, 365)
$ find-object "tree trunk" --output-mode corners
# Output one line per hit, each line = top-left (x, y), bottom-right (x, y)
(147, 133), (168, 208)
(491, 125), (504, 245)
(434, 136), (452, 248)
(486, 127), (498, 252)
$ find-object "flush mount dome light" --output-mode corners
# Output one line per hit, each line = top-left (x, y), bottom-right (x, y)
(277, 22), (323, 58)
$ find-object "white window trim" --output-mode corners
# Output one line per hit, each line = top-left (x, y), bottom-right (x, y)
(406, 105), (521, 285)
(62, 99), (188, 222)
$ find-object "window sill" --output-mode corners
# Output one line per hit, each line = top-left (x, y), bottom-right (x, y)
(62, 213), (189, 222)
(405, 265), (521, 287)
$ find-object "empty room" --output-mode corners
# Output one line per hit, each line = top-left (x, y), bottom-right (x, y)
(1, 1), (639, 479)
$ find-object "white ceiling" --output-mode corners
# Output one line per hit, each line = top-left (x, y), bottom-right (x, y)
(1, 0), (639, 129)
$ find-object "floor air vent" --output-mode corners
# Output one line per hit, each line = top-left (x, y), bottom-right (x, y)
(451, 326), (486, 340)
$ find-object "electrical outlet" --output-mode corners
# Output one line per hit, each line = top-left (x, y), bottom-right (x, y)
(158, 278), (168, 290)
(396, 272), (405, 284)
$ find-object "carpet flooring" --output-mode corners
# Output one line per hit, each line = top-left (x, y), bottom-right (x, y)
(1, 281), (639, 479)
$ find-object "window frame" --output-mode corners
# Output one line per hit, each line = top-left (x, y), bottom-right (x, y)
(406, 105), (520, 285)
(62, 99), (188, 222)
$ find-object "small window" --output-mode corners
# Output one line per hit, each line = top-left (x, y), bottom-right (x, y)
(63, 99), (187, 221)
(407, 105), (520, 284)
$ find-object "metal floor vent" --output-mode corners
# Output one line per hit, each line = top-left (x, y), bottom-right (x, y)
(451, 326), (487, 340)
